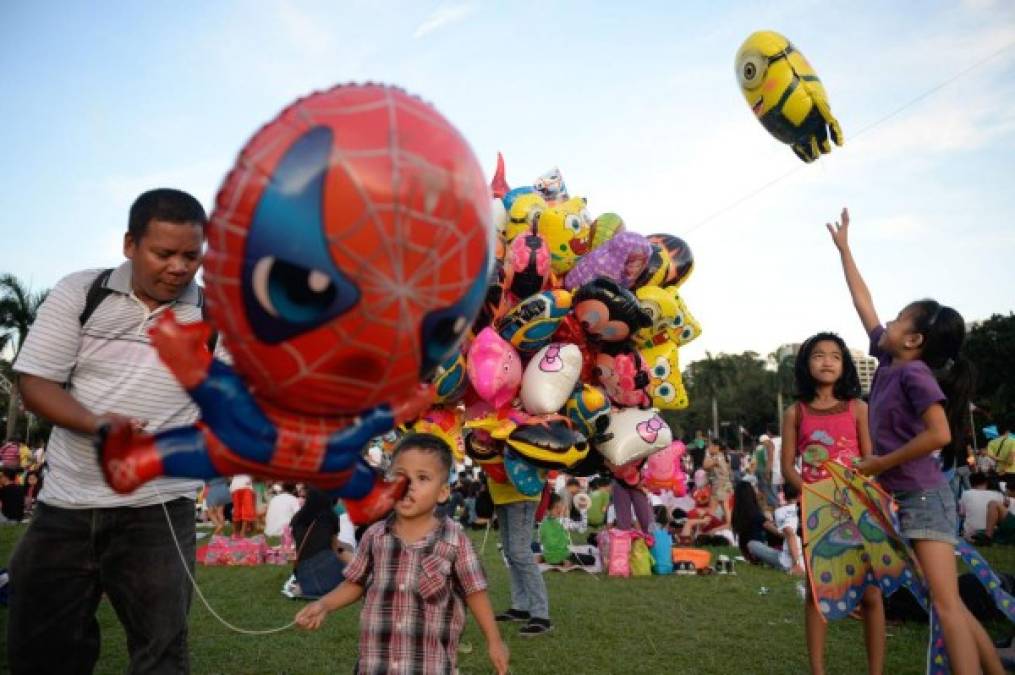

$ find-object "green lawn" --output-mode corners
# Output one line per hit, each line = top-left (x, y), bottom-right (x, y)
(2, 524), (1013, 674)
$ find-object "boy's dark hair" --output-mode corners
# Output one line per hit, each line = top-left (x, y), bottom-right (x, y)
(391, 432), (453, 479)
(565, 478), (580, 488)
(2, 468), (19, 481)
(970, 472), (988, 487)
(548, 492), (563, 508)
(281, 482), (298, 495)
(794, 332), (861, 403)
(128, 188), (207, 241)
(906, 300), (975, 470)
(782, 481), (801, 502)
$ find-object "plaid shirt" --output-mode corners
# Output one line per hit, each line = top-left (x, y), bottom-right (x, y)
(344, 515), (488, 675)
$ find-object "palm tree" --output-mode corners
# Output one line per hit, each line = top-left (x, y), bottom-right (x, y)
(0, 273), (49, 440)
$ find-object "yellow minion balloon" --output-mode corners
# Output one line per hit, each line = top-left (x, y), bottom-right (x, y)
(735, 31), (843, 163)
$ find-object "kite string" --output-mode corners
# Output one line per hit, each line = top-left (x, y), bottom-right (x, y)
(155, 484), (297, 635)
(686, 37), (1015, 235)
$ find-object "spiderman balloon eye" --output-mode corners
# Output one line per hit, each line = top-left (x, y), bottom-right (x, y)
(420, 254), (488, 379)
(252, 256), (337, 321)
(242, 125), (361, 344)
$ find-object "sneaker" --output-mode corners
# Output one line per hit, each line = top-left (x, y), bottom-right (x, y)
(519, 618), (553, 637)
(495, 609), (530, 623)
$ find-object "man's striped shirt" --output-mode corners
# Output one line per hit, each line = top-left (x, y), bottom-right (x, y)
(14, 262), (206, 508)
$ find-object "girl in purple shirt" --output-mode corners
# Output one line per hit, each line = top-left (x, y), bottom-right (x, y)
(828, 208), (1002, 675)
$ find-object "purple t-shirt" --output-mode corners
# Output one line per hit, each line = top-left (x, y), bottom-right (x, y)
(868, 325), (947, 492)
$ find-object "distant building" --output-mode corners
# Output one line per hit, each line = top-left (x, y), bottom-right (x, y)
(775, 343), (801, 365)
(851, 349), (878, 396)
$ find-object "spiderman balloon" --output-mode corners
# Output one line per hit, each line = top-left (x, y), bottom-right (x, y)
(97, 84), (492, 523)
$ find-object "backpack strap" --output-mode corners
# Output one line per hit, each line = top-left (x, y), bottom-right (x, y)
(78, 268), (115, 327)
(78, 267), (218, 353)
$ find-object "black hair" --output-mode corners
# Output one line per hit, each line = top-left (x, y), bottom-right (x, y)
(970, 472), (988, 487)
(548, 492), (563, 508)
(290, 485), (337, 529)
(281, 482), (298, 496)
(906, 299), (976, 470)
(731, 480), (763, 539)
(127, 188), (207, 241)
(392, 432), (453, 480)
(565, 478), (580, 488)
(794, 332), (861, 403)
(1001, 413), (1015, 434)
(653, 504), (670, 526)
(2, 468), (18, 481)
(782, 481), (800, 502)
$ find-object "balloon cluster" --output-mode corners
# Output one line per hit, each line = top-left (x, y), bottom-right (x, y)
(409, 154), (702, 496)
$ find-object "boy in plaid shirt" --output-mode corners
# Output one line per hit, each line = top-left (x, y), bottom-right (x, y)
(296, 433), (509, 674)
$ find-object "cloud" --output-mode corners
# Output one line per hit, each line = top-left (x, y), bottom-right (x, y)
(276, 0), (336, 56)
(865, 214), (922, 241)
(92, 158), (229, 216)
(414, 2), (475, 39)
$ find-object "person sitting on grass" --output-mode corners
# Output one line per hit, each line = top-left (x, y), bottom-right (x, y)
(746, 482), (804, 576)
(959, 472), (1004, 543)
(295, 433), (509, 675)
(980, 476), (1015, 545)
(730, 479), (783, 564)
(677, 485), (725, 545)
(537, 492), (588, 566)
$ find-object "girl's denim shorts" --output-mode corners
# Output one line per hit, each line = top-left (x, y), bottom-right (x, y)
(893, 483), (958, 545)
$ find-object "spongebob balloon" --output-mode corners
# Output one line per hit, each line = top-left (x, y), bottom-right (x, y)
(665, 287), (702, 347)
(735, 31), (843, 163)
(537, 197), (593, 274)
(640, 341), (689, 410)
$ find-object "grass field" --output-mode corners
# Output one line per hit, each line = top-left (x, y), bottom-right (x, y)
(2, 523), (1013, 674)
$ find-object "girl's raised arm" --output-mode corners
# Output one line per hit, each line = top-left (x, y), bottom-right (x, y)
(827, 208), (880, 334)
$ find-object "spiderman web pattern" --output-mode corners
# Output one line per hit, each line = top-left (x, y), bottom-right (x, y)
(205, 84), (490, 414)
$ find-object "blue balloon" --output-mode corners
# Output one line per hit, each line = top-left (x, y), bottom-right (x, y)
(504, 449), (545, 497)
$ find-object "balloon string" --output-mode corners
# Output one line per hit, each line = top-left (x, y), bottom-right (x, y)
(155, 484), (297, 635)
(686, 37), (1015, 236)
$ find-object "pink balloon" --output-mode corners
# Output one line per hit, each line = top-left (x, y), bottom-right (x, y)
(466, 327), (522, 409)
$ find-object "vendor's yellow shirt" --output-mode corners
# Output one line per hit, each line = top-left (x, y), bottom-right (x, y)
(988, 435), (1015, 474)
(487, 478), (540, 505)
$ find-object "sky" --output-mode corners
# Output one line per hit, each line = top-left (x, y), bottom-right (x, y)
(2, 1), (1014, 366)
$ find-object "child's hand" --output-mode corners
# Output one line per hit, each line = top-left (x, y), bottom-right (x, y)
(488, 638), (510, 675)
(294, 600), (330, 630)
(825, 207), (850, 252)
(789, 563), (806, 577)
(854, 455), (886, 477)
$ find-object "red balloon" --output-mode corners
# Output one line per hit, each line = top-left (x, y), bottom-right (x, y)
(205, 84), (492, 415)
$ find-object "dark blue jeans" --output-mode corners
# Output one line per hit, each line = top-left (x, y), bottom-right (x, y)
(6, 499), (195, 674)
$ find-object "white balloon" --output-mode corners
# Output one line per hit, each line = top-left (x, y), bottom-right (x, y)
(597, 407), (672, 466)
(520, 343), (582, 415)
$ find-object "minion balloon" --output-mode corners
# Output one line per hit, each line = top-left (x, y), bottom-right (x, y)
(735, 31), (843, 163)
